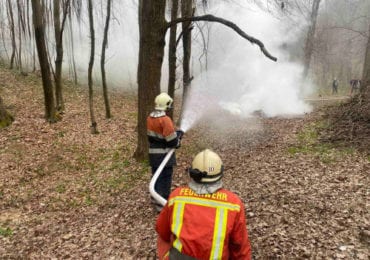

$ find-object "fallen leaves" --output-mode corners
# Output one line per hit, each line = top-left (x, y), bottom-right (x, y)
(0, 67), (369, 258)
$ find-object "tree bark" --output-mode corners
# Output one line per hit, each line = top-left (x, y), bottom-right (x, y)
(7, 0), (17, 69)
(0, 96), (13, 128)
(179, 0), (193, 125)
(31, 0), (57, 122)
(87, 0), (98, 134)
(53, 0), (63, 111)
(68, 13), (78, 85)
(101, 0), (112, 119)
(134, 0), (167, 161)
(16, 0), (23, 72)
(167, 0), (179, 119)
(53, 0), (70, 112)
(361, 23), (370, 94)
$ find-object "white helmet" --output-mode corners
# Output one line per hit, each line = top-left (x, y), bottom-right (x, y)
(155, 93), (173, 111)
(189, 149), (224, 183)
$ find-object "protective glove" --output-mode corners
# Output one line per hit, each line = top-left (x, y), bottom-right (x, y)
(176, 130), (184, 140)
(176, 130), (184, 148)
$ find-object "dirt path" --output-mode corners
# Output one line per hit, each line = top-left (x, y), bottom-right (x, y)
(0, 68), (369, 259)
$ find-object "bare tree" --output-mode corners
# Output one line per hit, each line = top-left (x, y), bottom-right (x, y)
(87, 0), (98, 134)
(31, 0), (57, 123)
(101, 0), (112, 119)
(167, 0), (179, 119)
(361, 23), (370, 94)
(67, 12), (78, 85)
(7, 0), (17, 69)
(179, 0), (194, 125)
(16, 0), (24, 72)
(302, 0), (321, 80)
(53, 0), (71, 112)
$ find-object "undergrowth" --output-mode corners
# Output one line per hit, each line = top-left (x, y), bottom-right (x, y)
(287, 121), (356, 163)
(0, 227), (13, 237)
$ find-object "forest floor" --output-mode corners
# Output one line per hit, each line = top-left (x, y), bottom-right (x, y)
(0, 66), (369, 259)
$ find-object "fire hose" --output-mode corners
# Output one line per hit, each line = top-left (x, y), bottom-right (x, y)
(149, 148), (175, 206)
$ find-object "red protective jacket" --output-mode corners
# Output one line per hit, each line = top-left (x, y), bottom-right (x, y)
(156, 186), (252, 260)
(147, 111), (179, 168)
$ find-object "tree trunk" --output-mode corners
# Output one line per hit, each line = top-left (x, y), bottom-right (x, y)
(53, 0), (63, 111)
(167, 0), (179, 120)
(7, 0), (17, 70)
(31, 0), (57, 123)
(134, 0), (167, 161)
(68, 13), (78, 85)
(17, 0), (28, 72)
(0, 96), (14, 128)
(101, 0), (112, 119)
(361, 23), (370, 94)
(179, 0), (193, 125)
(87, 0), (98, 134)
(53, 0), (69, 112)
(302, 0), (321, 80)
(16, 0), (23, 72)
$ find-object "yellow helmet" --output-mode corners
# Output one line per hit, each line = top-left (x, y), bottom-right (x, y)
(189, 149), (224, 183)
(155, 93), (173, 111)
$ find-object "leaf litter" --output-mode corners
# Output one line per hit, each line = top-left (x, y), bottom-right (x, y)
(0, 67), (369, 259)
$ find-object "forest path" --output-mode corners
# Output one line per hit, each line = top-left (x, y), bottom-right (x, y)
(0, 67), (369, 259)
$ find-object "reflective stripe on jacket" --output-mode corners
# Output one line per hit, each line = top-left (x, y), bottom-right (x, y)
(156, 187), (252, 260)
(147, 111), (179, 167)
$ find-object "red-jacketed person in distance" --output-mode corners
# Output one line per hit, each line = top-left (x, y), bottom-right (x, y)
(156, 149), (252, 260)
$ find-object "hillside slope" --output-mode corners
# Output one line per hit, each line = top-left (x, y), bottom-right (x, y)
(0, 68), (369, 259)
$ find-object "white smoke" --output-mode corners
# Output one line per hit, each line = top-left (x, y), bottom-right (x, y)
(64, 1), (139, 88)
(179, 1), (313, 131)
(1, 0), (313, 127)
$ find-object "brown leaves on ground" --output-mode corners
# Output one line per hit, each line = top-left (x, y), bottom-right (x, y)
(0, 67), (369, 259)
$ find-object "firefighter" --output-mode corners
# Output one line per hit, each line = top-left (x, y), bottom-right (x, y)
(147, 92), (183, 212)
(156, 149), (252, 260)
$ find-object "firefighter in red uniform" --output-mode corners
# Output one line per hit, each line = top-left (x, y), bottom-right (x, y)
(147, 93), (183, 212)
(156, 149), (252, 260)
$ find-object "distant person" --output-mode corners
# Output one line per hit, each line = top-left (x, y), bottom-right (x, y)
(332, 78), (338, 94)
(147, 92), (183, 212)
(156, 149), (252, 259)
(350, 79), (360, 96)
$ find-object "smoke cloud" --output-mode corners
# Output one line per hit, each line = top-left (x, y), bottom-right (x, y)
(180, 2), (313, 132)
(1, 0), (313, 130)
